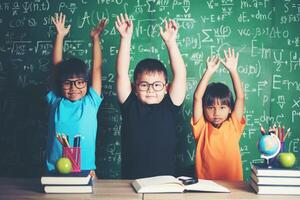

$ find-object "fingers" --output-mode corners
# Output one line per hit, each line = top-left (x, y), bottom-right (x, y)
(99, 18), (108, 29)
(170, 19), (177, 30)
(124, 13), (129, 22)
(224, 48), (239, 60)
(61, 13), (65, 24)
(207, 55), (219, 64)
(164, 19), (168, 30)
(66, 24), (71, 31)
(159, 26), (164, 36)
(162, 19), (177, 31)
(120, 13), (125, 23)
(115, 13), (131, 28)
(224, 49), (228, 59)
(116, 15), (121, 27)
(236, 51), (239, 60)
(52, 12), (66, 25)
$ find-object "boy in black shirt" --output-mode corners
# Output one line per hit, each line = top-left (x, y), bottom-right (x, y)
(115, 13), (186, 179)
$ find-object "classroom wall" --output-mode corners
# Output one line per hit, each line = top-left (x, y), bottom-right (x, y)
(0, 0), (299, 180)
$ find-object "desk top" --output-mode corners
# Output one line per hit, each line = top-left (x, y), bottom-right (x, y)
(0, 178), (299, 200)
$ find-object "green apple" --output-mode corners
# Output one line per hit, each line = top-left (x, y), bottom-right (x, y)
(56, 157), (72, 174)
(278, 152), (296, 168)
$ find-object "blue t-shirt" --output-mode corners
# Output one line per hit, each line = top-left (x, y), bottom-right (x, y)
(46, 87), (103, 171)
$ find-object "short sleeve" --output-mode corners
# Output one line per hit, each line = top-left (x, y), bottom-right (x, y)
(190, 116), (205, 141)
(86, 87), (103, 108)
(120, 91), (136, 114)
(46, 91), (58, 105)
(230, 112), (246, 136)
(164, 94), (181, 112)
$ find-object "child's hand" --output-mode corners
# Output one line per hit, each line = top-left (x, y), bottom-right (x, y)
(160, 19), (178, 46)
(206, 55), (220, 74)
(51, 12), (71, 37)
(90, 18), (108, 40)
(221, 48), (239, 73)
(115, 13), (133, 40)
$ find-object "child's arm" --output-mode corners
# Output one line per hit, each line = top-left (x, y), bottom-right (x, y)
(90, 19), (107, 95)
(160, 19), (186, 106)
(193, 56), (220, 124)
(115, 13), (133, 103)
(221, 48), (244, 121)
(51, 13), (71, 65)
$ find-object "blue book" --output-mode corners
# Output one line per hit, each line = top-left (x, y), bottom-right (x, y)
(41, 170), (91, 185)
(44, 177), (93, 193)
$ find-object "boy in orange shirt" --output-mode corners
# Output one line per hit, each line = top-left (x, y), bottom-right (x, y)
(191, 48), (246, 180)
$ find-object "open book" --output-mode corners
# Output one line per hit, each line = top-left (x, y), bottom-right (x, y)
(132, 175), (230, 193)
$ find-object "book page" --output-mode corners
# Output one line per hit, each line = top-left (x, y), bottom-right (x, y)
(132, 176), (184, 193)
(185, 179), (230, 193)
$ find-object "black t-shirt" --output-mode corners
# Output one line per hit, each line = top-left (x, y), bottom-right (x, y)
(120, 92), (181, 179)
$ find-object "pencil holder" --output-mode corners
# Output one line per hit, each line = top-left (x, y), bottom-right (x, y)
(63, 147), (81, 172)
(280, 141), (285, 152)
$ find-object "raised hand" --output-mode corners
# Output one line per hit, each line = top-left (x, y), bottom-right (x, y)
(90, 18), (108, 39)
(115, 13), (133, 40)
(51, 12), (71, 37)
(221, 48), (239, 73)
(206, 55), (220, 74)
(160, 19), (178, 45)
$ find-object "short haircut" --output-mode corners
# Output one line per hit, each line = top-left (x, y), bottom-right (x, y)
(54, 58), (89, 94)
(203, 82), (234, 110)
(133, 58), (168, 83)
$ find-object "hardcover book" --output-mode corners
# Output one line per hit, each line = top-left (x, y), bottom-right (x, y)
(43, 177), (93, 194)
(251, 163), (300, 177)
(251, 172), (300, 186)
(249, 178), (300, 195)
(41, 170), (91, 185)
(131, 175), (230, 193)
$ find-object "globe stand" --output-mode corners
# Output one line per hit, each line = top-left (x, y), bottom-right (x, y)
(260, 133), (281, 168)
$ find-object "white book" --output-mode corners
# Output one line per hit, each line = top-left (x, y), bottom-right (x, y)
(131, 175), (230, 193)
(251, 163), (300, 177)
(249, 179), (300, 195)
(251, 173), (300, 186)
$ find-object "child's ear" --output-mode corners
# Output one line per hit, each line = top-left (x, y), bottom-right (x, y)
(132, 82), (138, 95)
(165, 83), (169, 94)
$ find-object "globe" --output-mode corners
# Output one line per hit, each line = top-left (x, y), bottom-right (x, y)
(258, 134), (280, 156)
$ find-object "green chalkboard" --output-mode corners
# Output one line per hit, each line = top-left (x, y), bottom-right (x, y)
(0, 0), (299, 180)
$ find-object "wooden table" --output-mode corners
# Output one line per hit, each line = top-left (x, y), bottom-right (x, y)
(0, 178), (299, 200)
(0, 178), (141, 200)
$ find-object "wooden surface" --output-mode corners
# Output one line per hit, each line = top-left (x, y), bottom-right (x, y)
(0, 178), (142, 200)
(144, 181), (300, 200)
(0, 178), (299, 200)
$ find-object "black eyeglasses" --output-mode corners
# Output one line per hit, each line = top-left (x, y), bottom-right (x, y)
(136, 81), (166, 91)
(62, 79), (87, 89)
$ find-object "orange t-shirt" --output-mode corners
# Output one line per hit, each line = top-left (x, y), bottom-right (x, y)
(191, 113), (246, 181)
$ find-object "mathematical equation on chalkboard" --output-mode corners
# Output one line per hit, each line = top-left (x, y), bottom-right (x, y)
(0, 0), (299, 179)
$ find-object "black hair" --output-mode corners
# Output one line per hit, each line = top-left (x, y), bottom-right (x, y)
(203, 82), (234, 110)
(53, 58), (89, 95)
(133, 58), (168, 83)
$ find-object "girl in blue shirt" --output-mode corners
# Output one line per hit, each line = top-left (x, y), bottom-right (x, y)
(46, 13), (107, 175)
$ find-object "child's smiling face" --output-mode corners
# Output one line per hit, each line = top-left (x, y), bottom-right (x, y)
(61, 76), (87, 101)
(135, 71), (167, 104)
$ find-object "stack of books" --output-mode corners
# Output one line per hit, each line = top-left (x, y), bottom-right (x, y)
(41, 170), (93, 193)
(249, 163), (300, 195)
